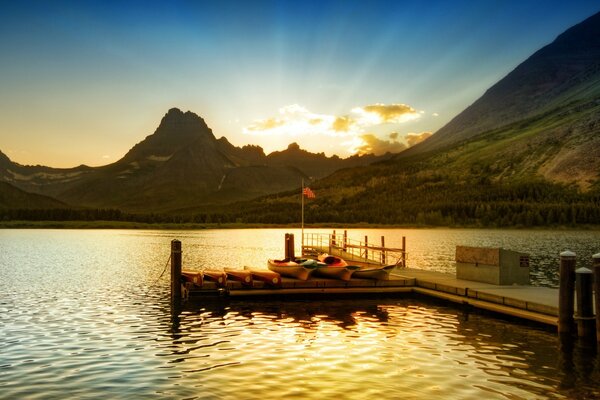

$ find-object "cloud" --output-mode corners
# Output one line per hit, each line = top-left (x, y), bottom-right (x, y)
(406, 132), (433, 147)
(245, 117), (286, 131)
(332, 116), (354, 132)
(352, 103), (421, 125)
(243, 102), (429, 155)
(432, 112), (439, 117)
(243, 104), (355, 138)
(354, 132), (408, 156)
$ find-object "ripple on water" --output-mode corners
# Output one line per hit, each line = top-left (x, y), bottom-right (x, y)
(2, 229), (600, 399)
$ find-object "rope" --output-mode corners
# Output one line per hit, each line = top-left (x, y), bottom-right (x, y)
(148, 253), (171, 288)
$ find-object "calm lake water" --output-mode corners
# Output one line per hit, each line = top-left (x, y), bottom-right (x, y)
(1, 228), (600, 399)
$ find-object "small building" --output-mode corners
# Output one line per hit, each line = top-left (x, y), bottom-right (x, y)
(456, 246), (530, 285)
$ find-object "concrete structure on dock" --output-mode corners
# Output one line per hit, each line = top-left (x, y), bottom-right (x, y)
(456, 246), (530, 285)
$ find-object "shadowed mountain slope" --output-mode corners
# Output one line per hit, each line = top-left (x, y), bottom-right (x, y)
(0, 108), (387, 213)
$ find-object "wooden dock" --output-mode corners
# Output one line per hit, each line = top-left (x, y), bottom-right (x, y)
(183, 268), (559, 327)
(169, 233), (600, 331)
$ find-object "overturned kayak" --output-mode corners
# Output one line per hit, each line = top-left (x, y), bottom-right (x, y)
(182, 270), (203, 287)
(267, 259), (318, 280)
(203, 270), (228, 288)
(224, 268), (253, 287)
(352, 264), (395, 280)
(244, 266), (282, 287)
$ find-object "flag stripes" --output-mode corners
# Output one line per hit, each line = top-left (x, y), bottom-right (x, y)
(302, 187), (315, 198)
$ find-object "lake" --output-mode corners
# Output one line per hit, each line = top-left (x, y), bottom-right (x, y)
(1, 228), (600, 399)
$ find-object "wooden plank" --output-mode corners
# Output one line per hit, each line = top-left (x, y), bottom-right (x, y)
(413, 287), (557, 326)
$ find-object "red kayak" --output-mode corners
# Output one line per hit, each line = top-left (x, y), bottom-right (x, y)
(318, 254), (348, 267)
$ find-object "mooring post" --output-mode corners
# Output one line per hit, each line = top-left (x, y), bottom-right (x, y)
(381, 236), (386, 265)
(558, 251), (576, 335)
(402, 236), (406, 268)
(332, 230), (336, 246)
(171, 239), (182, 304)
(575, 266), (595, 339)
(364, 236), (368, 260)
(285, 233), (290, 259)
(285, 233), (295, 260)
(343, 230), (347, 252)
(593, 253), (600, 343)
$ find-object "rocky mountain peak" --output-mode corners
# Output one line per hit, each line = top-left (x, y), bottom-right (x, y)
(119, 108), (216, 163)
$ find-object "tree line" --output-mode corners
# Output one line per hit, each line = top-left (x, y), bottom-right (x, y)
(2, 178), (599, 227)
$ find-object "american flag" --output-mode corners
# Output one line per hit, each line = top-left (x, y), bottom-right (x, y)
(302, 187), (315, 198)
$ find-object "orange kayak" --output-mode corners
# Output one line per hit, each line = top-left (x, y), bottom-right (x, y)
(203, 270), (228, 287)
(244, 266), (281, 287)
(224, 268), (253, 287)
(181, 270), (203, 287)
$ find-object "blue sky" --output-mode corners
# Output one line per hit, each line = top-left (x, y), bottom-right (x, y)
(0, 0), (598, 167)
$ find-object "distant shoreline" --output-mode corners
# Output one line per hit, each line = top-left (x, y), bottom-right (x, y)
(0, 220), (599, 230)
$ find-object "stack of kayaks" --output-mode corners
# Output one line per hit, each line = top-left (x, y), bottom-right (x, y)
(267, 258), (320, 280)
(268, 254), (394, 282)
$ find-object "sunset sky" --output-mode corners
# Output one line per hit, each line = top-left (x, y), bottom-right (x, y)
(0, 0), (598, 167)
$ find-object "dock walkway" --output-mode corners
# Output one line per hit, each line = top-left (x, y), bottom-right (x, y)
(395, 268), (558, 326)
(189, 268), (559, 327)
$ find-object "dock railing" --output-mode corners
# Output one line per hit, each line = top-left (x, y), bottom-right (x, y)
(302, 231), (407, 267)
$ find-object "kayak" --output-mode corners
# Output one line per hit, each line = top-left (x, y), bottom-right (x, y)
(318, 253), (348, 267)
(181, 269), (203, 287)
(244, 266), (282, 287)
(224, 268), (253, 287)
(203, 270), (228, 287)
(267, 259), (318, 280)
(352, 264), (395, 280)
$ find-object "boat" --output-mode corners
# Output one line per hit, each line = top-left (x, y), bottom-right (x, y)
(181, 269), (203, 287)
(317, 254), (348, 267)
(352, 264), (395, 280)
(203, 270), (228, 288)
(313, 254), (358, 281)
(224, 268), (253, 287)
(244, 266), (282, 287)
(313, 264), (360, 281)
(267, 259), (318, 280)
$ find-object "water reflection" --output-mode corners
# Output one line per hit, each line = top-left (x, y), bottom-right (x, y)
(160, 297), (600, 399)
(3, 229), (600, 399)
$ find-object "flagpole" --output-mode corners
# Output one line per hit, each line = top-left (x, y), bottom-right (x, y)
(301, 178), (304, 252)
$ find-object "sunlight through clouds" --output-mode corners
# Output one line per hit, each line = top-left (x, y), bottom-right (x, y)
(244, 103), (431, 155)
(352, 103), (421, 125)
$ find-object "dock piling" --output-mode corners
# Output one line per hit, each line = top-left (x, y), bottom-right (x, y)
(558, 251), (576, 335)
(381, 236), (386, 265)
(171, 239), (182, 304)
(285, 233), (295, 260)
(593, 253), (600, 343)
(575, 266), (595, 339)
(402, 236), (406, 267)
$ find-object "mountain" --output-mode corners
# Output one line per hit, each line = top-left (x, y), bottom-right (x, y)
(0, 108), (387, 213)
(401, 11), (600, 189)
(0, 181), (66, 210)
(226, 11), (600, 227)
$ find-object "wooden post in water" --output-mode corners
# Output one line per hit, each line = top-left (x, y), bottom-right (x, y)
(593, 253), (600, 343)
(402, 236), (406, 268)
(285, 233), (295, 260)
(364, 236), (368, 260)
(343, 230), (348, 252)
(381, 236), (386, 265)
(332, 230), (336, 246)
(558, 251), (576, 335)
(575, 266), (595, 339)
(171, 239), (182, 305)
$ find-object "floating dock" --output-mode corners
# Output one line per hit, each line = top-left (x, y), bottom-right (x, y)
(171, 234), (600, 334)
(183, 268), (558, 327)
